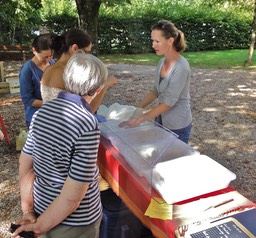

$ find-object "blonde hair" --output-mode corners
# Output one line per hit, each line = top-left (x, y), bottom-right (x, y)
(151, 20), (187, 52)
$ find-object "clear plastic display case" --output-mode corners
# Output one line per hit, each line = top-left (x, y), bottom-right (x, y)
(98, 105), (236, 204)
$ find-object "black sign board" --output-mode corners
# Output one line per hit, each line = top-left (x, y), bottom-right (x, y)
(176, 217), (256, 238)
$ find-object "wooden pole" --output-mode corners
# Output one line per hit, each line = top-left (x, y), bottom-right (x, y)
(0, 61), (4, 82)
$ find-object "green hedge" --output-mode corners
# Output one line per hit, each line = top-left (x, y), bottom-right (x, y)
(1, 5), (251, 55)
(98, 16), (251, 54)
(98, 18), (153, 54)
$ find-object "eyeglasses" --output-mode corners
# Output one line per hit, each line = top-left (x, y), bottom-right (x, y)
(156, 22), (172, 32)
(153, 21), (178, 40)
(159, 22), (167, 29)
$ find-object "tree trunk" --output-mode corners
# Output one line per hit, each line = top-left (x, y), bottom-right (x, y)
(244, 0), (256, 66)
(75, 0), (101, 55)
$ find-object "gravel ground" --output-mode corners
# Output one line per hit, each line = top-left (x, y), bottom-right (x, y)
(0, 61), (255, 237)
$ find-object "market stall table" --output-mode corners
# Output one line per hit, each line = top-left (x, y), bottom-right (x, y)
(97, 136), (239, 238)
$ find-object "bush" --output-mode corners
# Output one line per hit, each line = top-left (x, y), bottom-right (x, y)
(98, 2), (252, 54)
(98, 16), (251, 54)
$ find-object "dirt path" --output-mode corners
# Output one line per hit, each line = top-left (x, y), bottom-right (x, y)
(0, 61), (255, 237)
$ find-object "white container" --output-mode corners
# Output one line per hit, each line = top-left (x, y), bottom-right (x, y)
(153, 154), (236, 204)
(6, 77), (20, 94)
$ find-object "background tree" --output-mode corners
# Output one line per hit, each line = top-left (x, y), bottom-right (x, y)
(244, 0), (256, 66)
(41, 0), (78, 34)
(0, 0), (42, 44)
(75, 0), (101, 53)
(74, 0), (131, 54)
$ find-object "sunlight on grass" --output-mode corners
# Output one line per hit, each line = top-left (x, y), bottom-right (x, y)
(100, 53), (161, 65)
(99, 49), (256, 70)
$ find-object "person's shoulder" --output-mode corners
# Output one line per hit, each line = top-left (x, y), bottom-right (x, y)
(19, 60), (33, 74)
(41, 63), (65, 88)
(178, 56), (190, 69)
(45, 61), (64, 73)
(180, 55), (189, 64)
(20, 59), (33, 68)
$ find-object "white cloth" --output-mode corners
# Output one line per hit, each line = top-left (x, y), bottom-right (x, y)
(152, 154), (236, 204)
(98, 103), (142, 121)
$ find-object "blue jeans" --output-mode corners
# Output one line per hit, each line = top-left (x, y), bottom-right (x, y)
(171, 123), (192, 144)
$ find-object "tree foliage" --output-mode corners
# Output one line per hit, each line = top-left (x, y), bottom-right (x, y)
(0, 0), (255, 58)
(97, 0), (255, 55)
(41, 0), (77, 18)
(0, 0), (42, 44)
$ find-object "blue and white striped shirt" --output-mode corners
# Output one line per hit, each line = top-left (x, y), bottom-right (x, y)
(22, 91), (102, 226)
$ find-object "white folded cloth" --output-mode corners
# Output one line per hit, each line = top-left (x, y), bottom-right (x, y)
(152, 154), (236, 204)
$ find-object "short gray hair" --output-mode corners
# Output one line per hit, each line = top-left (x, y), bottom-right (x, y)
(63, 50), (108, 96)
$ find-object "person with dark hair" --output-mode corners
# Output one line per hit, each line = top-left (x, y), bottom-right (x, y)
(41, 29), (93, 103)
(120, 20), (192, 144)
(13, 51), (108, 238)
(51, 28), (93, 60)
(41, 28), (117, 113)
(19, 34), (55, 128)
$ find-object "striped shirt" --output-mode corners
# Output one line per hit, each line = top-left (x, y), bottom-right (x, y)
(22, 91), (102, 226)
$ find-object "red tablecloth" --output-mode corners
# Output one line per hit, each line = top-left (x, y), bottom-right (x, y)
(97, 136), (235, 238)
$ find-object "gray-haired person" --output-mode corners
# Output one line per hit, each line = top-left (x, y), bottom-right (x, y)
(13, 50), (108, 238)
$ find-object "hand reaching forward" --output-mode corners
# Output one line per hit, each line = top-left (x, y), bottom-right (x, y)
(119, 115), (146, 128)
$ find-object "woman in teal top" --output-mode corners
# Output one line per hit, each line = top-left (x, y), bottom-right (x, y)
(19, 34), (55, 128)
(120, 20), (192, 144)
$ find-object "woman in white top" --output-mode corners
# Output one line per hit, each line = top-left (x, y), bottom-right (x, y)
(41, 28), (117, 111)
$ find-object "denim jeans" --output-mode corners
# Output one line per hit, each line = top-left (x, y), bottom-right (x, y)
(171, 123), (192, 144)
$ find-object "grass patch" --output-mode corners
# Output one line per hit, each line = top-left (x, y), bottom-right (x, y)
(99, 53), (161, 65)
(99, 49), (256, 70)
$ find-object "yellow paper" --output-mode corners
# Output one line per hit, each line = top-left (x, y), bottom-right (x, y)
(145, 197), (173, 220)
